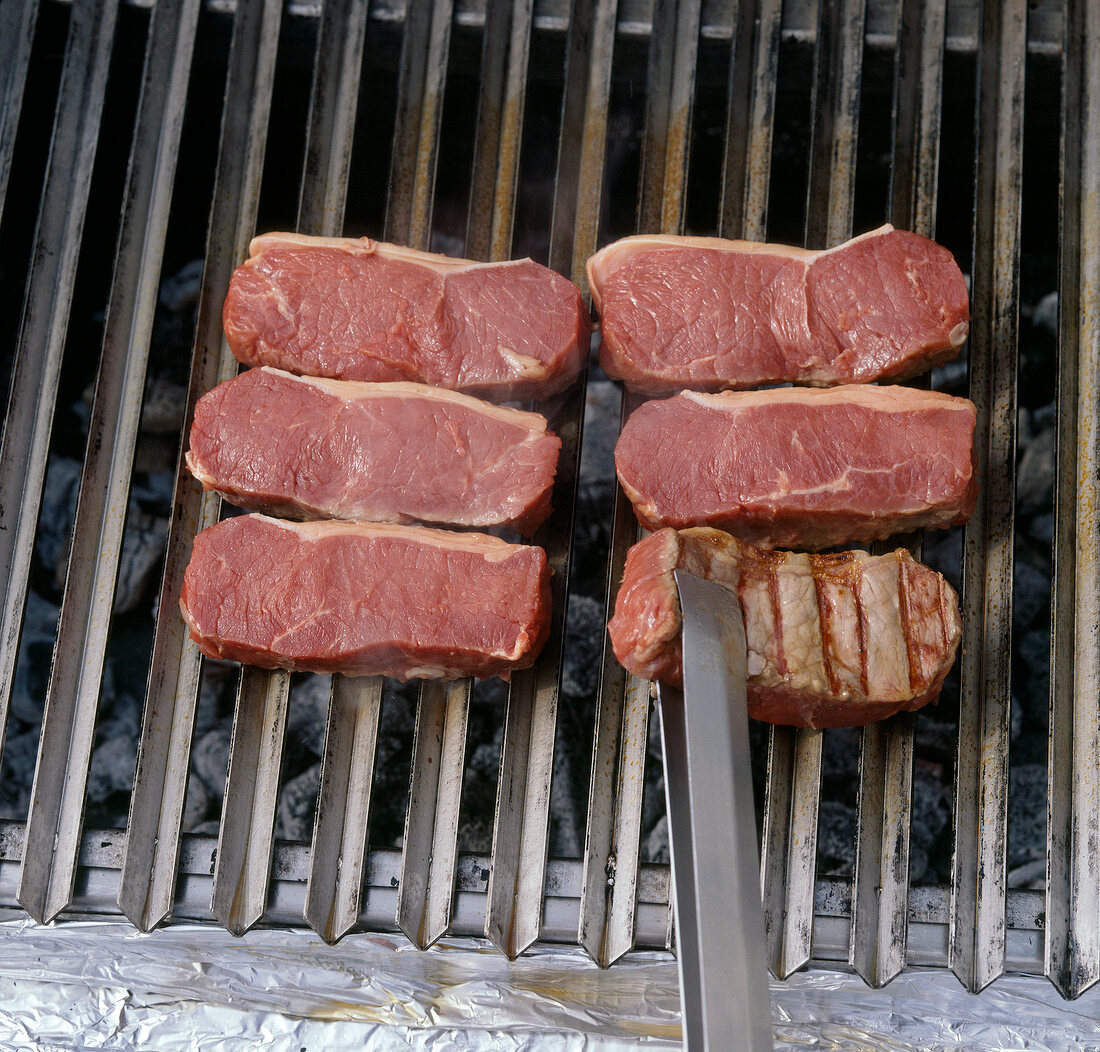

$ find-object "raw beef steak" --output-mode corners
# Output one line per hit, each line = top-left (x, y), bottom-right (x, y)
(186, 367), (561, 535)
(180, 515), (552, 681)
(224, 233), (591, 401)
(615, 385), (977, 549)
(588, 225), (969, 394)
(608, 527), (961, 728)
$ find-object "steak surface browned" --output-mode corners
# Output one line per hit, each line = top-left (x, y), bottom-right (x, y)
(223, 233), (591, 401)
(615, 385), (977, 549)
(588, 225), (969, 395)
(186, 367), (561, 535)
(608, 527), (961, 728)
(180, 515), (552, 681)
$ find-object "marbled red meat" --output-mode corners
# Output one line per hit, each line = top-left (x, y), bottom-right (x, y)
(588, 225), (970, 395)
(223, 233), (591, 401)
(615, 385), (977, 549)
(607, 527), (961, 728)
(180, 515), (552, 681)
(186, 367), (561, 535)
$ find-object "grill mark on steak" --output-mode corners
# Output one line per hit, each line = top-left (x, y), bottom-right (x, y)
(813, 565), (839, 697)
(898, 554), (918, 695)
(853, 562), (870, 696)
(764, 552), (789, 677)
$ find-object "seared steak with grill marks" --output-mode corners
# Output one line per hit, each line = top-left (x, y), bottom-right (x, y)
(186, 367), (561, 535)
(180, 515), (552, 681)
(223, 233), (590, 401)
(588, 225), (969, 395)
(607, 527), (960, 728)
(615, 384), (977, 549)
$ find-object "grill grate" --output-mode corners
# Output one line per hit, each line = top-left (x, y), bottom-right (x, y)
(0, 0), (1094, 1005)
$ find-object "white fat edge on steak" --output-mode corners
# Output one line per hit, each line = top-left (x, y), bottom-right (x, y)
(256, 367), (553, 433)
(678, 383), (976, 416)
(586, 224), (896, 313)
(250, 514), (541, 564)
(246, 232), (542, 277)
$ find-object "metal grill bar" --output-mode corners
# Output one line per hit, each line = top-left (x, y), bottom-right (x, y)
(210, 667), (290, 934)
(118, 0), (282, 931)
(295, 0), (377, 946)
(380, 0), (471, 952)
(464, 0), (534, 262)
(761, 0), (866, 981)
(383, 0), (454, 248)
(635, 0), (701, 234)
(548, 0), (618, 291)
(0, 0), (117, 774)
(19, 0), (199, 927)
(1046, 0), (1100, 1002)
(397, 679), (471, 946)
(297, 0), (370, 239)
(0, 0), (38, 224)
(481, 0), (602, 959)
(486, 391), (584, 957)
(949, 0), (1026, 995)
(578, 0), (700, 969)
(396, 0), (535, 950)
(718, 0), (782, 243)
(578, 383), (649, 968)
(848, 0), (946, 989)
(305, 676), (381, 941)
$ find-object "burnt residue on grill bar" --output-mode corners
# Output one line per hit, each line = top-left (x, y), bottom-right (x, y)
(0, 0), (1091, 1001)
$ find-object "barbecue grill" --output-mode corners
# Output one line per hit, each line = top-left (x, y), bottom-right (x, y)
(0, 0), (1095, 1039)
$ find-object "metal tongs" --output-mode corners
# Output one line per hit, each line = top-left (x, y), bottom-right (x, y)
(658, 570), (772, 1050)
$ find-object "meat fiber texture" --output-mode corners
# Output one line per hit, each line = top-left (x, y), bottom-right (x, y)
(615, 384), (978, 549)
(186, 367), (561, 536)
(223, 233), (591, 402)
(588, 225), (970, 395)
(608, 527), (961, 728)
(180, 515), (552, 681)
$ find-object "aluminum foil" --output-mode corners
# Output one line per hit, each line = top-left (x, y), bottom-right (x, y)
(0, 914), (1098, 1049)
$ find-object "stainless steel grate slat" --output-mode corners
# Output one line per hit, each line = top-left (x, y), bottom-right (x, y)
(291, 0), (377, 946)
(397, 679), (471, 947)
(297, 0), (371, 239)
(20, 0), (200, 928)
(848, 0), (947, 989)
(383, 0), (455, 248)
(718, 0), (782, 244)
(482, 0), (603, 961)
(119, 0), (283, 931)
(0, 0), (118, 775)
(578, 384), (649, 968)
(486, 385), (585, 957)
(578, 0), (700, 971)
(949, 0), (1027, 995)
(0, 0), (38, 225)
(2, 0), (118, 926)
(761, 0), (867, 981)
(464, 0), (534, 262)
(396, 0), (534, 949)
(635, 0), (701, 235)
(547, 0), (619, 291)
(380, 0), (472, 953)
(305, 676), (382, 942)
(1046, 0), (1100, 1002)
(211, 667), (290, 934)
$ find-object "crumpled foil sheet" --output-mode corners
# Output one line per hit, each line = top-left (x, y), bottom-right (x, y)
(0, 914), (1098, 1050)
